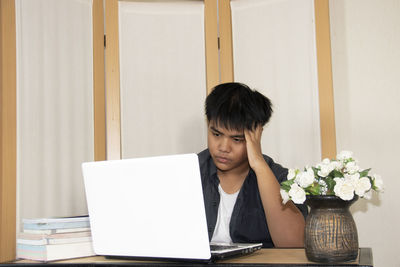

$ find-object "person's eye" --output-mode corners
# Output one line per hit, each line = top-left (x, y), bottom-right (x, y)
(233, 138), (244, 142)
(213, 132), (220, 137)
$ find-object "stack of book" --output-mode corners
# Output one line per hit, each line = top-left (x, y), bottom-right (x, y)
(17, 216), (96, 261)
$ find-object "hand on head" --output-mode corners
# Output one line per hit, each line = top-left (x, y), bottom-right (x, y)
(244, 125), (265, 170)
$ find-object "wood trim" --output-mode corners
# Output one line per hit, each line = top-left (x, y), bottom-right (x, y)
(204, 0), (219, 94)
(314, 0), (337, 159)
(218, 0), (234, 84)
(93, 0), (106, 161)
(104, 0), (121, 160)
(0, 0), (17, 262)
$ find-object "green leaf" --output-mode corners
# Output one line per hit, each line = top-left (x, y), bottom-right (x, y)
(371, 177), (379, 191)
(325, 177), (336, 191)
(306, 183), (321, 195)
(359, 168), (371, 177)
(332, 169), (344, 178)
(280, 179), (294, 191)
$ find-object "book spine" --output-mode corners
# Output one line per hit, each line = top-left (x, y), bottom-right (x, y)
(17, 239), (48, 246)
(17, 236), (92, 246)
(24, 227), (91, 234)
(23, 229), (54, 235)
(48, 236), (92, 245)
(23, 221), (90, 230)
(22, 216), (89, 224)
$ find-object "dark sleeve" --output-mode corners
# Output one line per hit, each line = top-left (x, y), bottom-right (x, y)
(197, 149), (210, 183)
(263, 155), (308, 219)
(264, 155), (288, 184)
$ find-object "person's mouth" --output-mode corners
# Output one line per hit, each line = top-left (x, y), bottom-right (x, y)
(215, 156), (230, 164)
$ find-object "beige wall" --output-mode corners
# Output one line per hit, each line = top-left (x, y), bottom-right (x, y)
(330, 1), (400, 266)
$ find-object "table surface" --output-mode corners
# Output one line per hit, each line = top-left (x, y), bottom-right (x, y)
(4, 248), (373, 267)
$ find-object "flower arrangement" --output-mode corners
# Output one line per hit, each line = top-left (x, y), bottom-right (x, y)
(280, 151), (384, 204)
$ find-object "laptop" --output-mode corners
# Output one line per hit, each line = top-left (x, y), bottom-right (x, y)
(82, 153), (262, 262)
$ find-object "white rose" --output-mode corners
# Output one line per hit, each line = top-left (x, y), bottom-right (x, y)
(337, 150), (354, 161)
(330, 160), (343, 171)
(295, 168), (315, 188)
(318, 163), (334, 177)
(354, 177), (372, 197)
(373, 174), (384, 192)
(317, 158), (339, 177)
(280, 189), (290, 204)
(334, 178), (355, 200)
(289, 183), (306, 204)
(287, 169), (297, 180)
(344, 172), (360, 185)
(321, 158), (330, 165)
(345, 161), (360, 174)
(316, 158), (329, 169)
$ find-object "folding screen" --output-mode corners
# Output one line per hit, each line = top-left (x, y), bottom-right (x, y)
(1, 0), (336, 261)
(230, 0), (322, 168)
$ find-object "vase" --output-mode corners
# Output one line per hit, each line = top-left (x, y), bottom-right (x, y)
(304, 195), (359, 263)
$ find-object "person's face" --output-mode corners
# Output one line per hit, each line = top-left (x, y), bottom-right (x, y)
(207, 121), (249, 174)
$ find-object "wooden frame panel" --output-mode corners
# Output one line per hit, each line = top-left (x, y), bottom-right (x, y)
(204, 0), (219, 93)
(205, 0), (234, 94)
(93, 0), (107, 161)
(218, 0), (234, 84)
(0, 0), (16, 262)
(104, 0), (121, 160)
(314, 0), (337, 159)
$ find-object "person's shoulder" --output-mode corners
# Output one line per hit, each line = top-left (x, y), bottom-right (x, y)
(197, 148), (211, 163)
(261, 153), (280, 166)
(261, 154), (288, 182)
(197, 149), (217, 181)
(262, 153), (274, 163)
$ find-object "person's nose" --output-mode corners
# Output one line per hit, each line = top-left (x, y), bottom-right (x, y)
(218, 137), (231, 153)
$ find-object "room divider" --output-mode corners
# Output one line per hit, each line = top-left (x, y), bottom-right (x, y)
(0, 0), (335, 262)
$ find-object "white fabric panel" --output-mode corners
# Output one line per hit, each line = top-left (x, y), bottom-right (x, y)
(16, 0), (94, 226)
(119, 1), (207, 158)
(230, 0), (321, 168)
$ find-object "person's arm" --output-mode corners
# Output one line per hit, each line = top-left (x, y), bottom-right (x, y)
(244, 126), (305, 247)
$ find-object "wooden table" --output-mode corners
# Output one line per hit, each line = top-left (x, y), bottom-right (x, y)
(3, 248), (373, 267)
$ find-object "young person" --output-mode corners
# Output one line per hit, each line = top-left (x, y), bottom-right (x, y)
(198, 82), (307, 248)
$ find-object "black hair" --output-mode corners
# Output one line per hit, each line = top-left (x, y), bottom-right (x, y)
(205, 82), (273, 131)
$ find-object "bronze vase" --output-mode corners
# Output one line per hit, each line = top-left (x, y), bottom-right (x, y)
(304, 195), (359, 263)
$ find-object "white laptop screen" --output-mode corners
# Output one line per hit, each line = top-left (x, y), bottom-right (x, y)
(82, 153), (211, 260)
